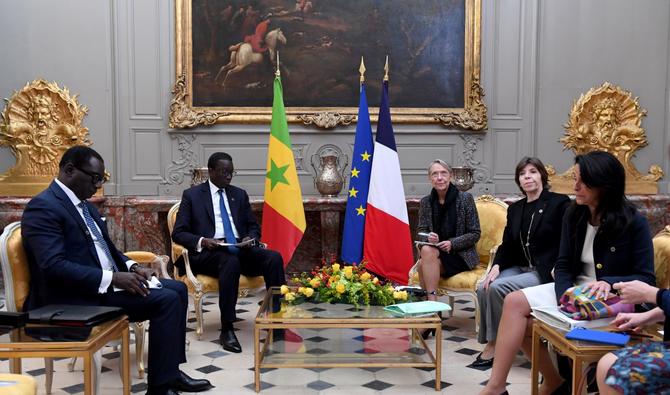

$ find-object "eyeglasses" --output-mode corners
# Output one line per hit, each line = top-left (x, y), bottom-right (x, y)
(214, 169), (237, 177)
(430, 171), (450, 179)
(76, 166), (106, 185)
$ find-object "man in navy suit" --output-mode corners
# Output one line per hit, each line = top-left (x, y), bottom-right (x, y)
(21, 146), (212, 395)
(172, 152), (285, 353)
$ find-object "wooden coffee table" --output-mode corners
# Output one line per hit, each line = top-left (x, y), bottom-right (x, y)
(530, 319), (661, 395)
(254, 288), (443, 392)
(0, 316), (130, 395)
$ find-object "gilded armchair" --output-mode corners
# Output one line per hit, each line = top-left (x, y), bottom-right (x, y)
(408, 195), (508, 331)
(167, 202), (264, 340)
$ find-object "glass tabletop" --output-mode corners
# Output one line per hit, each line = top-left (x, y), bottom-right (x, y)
(256, 287), (441, 323)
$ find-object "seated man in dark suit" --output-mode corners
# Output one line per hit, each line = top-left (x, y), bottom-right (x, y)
(21, 146), (212, 395)
(172, 152), (285, 353)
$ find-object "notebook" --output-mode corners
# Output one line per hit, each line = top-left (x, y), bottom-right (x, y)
(565, 328), (630, 346)
(383, 301), (451, 317)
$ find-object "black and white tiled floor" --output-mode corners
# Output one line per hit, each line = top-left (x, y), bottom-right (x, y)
(1, 292), (533, 394)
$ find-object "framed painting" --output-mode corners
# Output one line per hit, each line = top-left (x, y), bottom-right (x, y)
(170, 0), (486, 130)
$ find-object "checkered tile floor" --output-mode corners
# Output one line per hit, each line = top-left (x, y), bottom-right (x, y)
(0, 292), (533, 394)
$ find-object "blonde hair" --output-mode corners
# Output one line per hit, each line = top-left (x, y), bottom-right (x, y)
(428, 159), (452, 175)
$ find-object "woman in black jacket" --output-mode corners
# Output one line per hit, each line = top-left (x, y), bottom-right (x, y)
(480, 151), (655, 395)
(473, 157), (569, 368)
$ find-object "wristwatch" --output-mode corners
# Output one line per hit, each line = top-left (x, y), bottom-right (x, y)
(129, 263), (139, 273)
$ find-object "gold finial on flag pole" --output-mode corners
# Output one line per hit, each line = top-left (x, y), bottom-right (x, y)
(359, 56), (366, 85)
(383, 55), (389, 82)
(275, 51), (280, 77)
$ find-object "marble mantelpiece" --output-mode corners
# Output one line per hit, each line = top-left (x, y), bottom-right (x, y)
(1, 194), (669, 276)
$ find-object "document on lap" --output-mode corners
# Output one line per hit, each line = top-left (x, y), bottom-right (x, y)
(216, 238), (256, 248)
(414, 241), (439, 248)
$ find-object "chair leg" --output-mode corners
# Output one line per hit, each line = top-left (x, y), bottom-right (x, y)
(472, 294), (480, 333)
(448, 295), (455, 317)
(194, 291), (205, 340)
(133, 322), (146, 379)
(45, 357), (53, 394)
(93, 349), (102, 395)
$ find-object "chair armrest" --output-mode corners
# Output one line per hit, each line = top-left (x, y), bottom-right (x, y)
(179, 247), (203, 289)
(474, 244), (500, 288)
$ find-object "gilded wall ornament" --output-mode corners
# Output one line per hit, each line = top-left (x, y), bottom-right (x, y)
(0, 79), (91, 195)
(435, 76), (488, 131)
(296, 113), (355, 129)
(549, 82), (662, 194)
(169, 74), (229, 129)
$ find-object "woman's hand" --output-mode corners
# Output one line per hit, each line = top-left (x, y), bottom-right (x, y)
(427, 232), (439, 244)
(612, 280), (659, 304)
(611, 308), (665, 331)
(436, 240), (452, 253)
(581, 280), (612, 300)
(482, 264), (500, 290)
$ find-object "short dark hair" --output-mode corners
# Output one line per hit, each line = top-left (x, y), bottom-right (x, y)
(207, 152), (233, 169)
(573, 150), (633, 235)
(514, 157), (549, 194)
(59, 146), (104, 169)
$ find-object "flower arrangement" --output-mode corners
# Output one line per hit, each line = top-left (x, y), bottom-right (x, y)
(281, 262), (409, 308)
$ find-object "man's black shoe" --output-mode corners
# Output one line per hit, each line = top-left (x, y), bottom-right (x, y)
(220, 328), (242, 353)
(146, 384), (179, 395)
(168, 370), (214, 392)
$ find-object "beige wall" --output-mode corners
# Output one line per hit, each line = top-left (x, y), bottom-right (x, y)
(1, 0), (669, 196)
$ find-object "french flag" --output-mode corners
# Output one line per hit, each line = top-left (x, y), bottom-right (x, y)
(363, 80), (414, 285)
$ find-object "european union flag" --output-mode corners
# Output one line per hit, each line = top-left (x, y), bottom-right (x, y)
(341, 83), (373, 264)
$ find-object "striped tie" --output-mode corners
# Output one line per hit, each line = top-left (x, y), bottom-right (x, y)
(79, 202), (118, 271)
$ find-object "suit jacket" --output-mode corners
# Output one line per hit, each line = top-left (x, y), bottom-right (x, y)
(21, 182), (130, 311)
(171, 182), (261, 270)
(493, 190), (570, 283)
(553, 205), (656, 300)
(417, 189), (481, 269)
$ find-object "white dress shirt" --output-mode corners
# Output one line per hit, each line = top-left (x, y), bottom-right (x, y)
(196, 180), (240, 252)
(54, 179), (135, 293)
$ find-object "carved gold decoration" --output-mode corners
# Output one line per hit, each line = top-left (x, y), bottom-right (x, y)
(435, 76), (488, 130)
(172, 0), (486, 130)
(169, 74), (228, 129)
(0, 79), (91, 196)
(296, 113), (355, 129)
(549, 82), (662, 194)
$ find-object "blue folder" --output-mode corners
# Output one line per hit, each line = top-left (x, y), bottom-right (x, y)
(565, 328), (630, 346)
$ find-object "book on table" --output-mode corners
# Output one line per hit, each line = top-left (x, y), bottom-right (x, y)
(384, 301), (452, 317)
(531, 305), (613, 331)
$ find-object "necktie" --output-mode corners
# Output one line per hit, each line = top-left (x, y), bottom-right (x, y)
(218, 189), (239, 254)
(79, 202), (118, 271)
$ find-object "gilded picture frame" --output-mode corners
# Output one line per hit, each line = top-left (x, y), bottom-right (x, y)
(170, 0), (486, 130)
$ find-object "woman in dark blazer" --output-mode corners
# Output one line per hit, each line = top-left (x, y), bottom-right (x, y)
(474, 157), (570, 367)
(480, 151), (655, 395)
(416, 159), (481, 306)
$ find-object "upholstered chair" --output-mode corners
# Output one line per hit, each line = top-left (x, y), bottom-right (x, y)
(653, 225), (670, 289)
(0, 221), (162, 387)
(408, 195), (508, 331)
(167, 202), (264, 340)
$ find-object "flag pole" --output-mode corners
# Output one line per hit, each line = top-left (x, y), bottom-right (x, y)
(383, 55), (389, 82)
(275, 51), (280, 77)
(359, 56), (366, 87)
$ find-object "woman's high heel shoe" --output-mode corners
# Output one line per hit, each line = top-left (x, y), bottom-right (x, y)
(421, 328), (436, 339)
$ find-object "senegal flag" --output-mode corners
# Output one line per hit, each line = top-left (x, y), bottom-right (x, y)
(261, 76), (306, 266)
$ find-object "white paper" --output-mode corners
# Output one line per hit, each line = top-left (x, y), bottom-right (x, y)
(216, 238), (256, 248)
(531, 305), (613, 331)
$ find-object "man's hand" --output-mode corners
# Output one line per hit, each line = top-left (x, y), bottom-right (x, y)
(201, 238), (220, 250)
(133, 265), (157, 281)
(240, 236), (255, 248)
(112, 272), (150, 296)
(613, 280), (658, 305)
